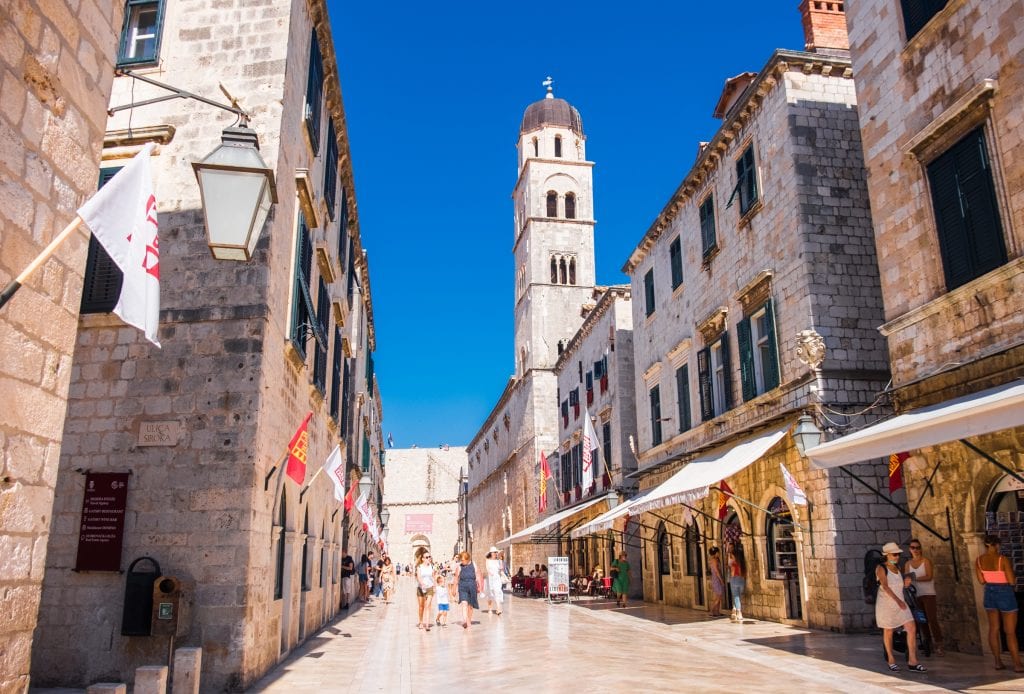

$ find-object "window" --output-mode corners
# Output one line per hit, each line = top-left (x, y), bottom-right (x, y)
(551, 257), (558, 283)
(290, 214), (316, 359)
(561, 399), (569, 427)
(569, 387), (580, 419)
(649, 384), (662, 446)
(273, 491), (286, 600)
(738, 301), (780, 401)
(643, 269), (655, 317)
(329, 327), (342, 421)
(697, 333), (732, 420)
(927, 127), (1007, 290)
(585, 371), (594, 405)
(685, 522), (703, 577)
(312, 278), (330, 393)
(81, 168), (124, 314)
(657, 523), (670, 575)
(361, 433), (370, 472)
(569, 258), (576, 285)
(117, 0), (164, 66)
(546, 191), (558, 217)
(532, 137), (538, 157)
(565, 193), (576, 219)
(324, 119), (339, 219)
(301, 509), (310, 591)
(340, 360), (351, 436)
(555, 135), (562, 158)
(602, 421), (612, 476)
(669, 236), (683, 289)
(304, 30), (325, 154)
(699, 196), (717, 257)
(901, 0), (948, 40)
(559, 257), (567, 284)
(730, 144), (759, 215)
(675, 364), (691, 433)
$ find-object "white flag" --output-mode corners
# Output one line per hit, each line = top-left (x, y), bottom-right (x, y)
(355, 491), (371, 530)
(324, 445), (345, 503)
(780, 463), (808, 506)
(77, 143), (161, 346)
(581, 405), (599, 490)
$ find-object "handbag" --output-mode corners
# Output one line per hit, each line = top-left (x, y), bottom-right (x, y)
(500, 571), (511, 587)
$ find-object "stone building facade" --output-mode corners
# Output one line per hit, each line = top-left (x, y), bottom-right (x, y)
(27, 0), (386, 690)
(466, 88), (596, 569)
(616, 2), (907, 630)
(0, 1), (124, 691)
(821, 0), (1024, 654)
(383, 447), (466, 567)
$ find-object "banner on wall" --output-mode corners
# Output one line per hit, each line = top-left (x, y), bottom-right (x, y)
(404, 514), (433, 534)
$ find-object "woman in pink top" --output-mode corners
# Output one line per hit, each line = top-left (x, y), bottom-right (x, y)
(976, 534), (1023, 671)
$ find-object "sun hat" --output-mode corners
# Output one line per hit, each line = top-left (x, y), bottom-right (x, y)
(881, 542), (902, 555)
(489, 546), (499, 553)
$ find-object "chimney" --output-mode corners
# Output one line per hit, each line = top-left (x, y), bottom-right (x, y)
(799, 0), (850, 56)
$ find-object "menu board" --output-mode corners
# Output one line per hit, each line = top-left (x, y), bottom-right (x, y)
(74, 472), (130, 572)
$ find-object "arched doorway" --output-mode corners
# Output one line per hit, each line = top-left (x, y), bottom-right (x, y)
(410, 533), (431, 566)
(721, 509), (741, 611)
(766, 496), (801, 619)
(656, 522), (670, 601)
(685, 520), (704, 607)
(985, 475), (1024, 644)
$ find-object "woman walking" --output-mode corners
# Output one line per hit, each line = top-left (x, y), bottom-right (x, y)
(611, 551), (630, 608)
(484, 547), (505, 615)
(455, 551), (483, 629)
(380, 556), (397, 604)
(976, 534), (1023, 671)
(414, 550), (436, 631)
(357, 553), (371, 602)
(727, 543), (747, 622)
(877, 541), (926, 672)
(904, 538), (943, 655)
(708, 547), (725, 617)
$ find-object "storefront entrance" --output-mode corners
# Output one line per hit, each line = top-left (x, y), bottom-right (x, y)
(985, 475), (1024, 645)
(767, 497), (802, 620)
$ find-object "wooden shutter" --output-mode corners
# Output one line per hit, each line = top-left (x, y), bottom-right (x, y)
(697, 347), (714, 421)
(649, 385), (662, 446)
(762, 299), (781, 391)
(304, 30), (324, 153)
(669, 237), (683, 288)
(676, 364), (691, 433)
(737, 316), (756, 402)
(644, 269), (655, 317)
(700, 196), (716, 256)
(720, 332), (733, 411)
(80, 167), (125, 314)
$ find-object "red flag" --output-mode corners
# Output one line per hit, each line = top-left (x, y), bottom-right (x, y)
(344, 480), (355, 512)
(285, 413), (312, 485)
(889, 452), (908, 494)
(539, 452), (553, 512)
(717, 480), (734, 521)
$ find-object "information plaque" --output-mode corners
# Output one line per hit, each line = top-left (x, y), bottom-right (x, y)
(74, 472), (130, 572)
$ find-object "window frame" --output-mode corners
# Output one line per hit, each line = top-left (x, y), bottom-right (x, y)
(116, 0), (165, 68)
(669, 236), (683, 289)
(643, 268), (655, 317)
(546, 191), (558, 218)
(697, 333), (732, 421)
(649, 384), (663, 446)
(675, 363), (691, 433)
(734, 143), (759, 215)
(699, 195), (717, 258)
(738, 300), (780, 401)
(324, 119), (339, 220)
(900, 0), (949, 41)
(304, 29), (325, 155)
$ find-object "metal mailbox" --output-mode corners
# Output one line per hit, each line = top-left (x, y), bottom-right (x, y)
(151, 575), (182, 636)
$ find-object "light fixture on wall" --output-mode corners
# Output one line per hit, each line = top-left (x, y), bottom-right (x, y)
(358, 474), (371, 498)
(380, 507), (390, 527)
(792, 413), (823, 457)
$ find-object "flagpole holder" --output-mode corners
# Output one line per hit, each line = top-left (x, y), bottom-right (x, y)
(263, 466), (277, 491)
(109, 70), (250, 124)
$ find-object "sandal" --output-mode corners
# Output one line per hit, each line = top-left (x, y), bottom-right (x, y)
(887, 663), (899, 672)
(907, 664), (926, 673)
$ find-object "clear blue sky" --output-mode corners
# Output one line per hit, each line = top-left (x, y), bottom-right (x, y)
(328, 2), (804, 449)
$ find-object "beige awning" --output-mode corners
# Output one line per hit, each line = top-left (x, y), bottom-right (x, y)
(805, 380), (1024, 469)
(569, 495), (646, 539)
(495, 493), (617, 546)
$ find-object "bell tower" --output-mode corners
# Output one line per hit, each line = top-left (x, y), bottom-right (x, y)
(512, 80), (596, 377)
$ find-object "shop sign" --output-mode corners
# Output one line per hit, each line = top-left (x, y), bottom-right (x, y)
(75, 472), (130, 572)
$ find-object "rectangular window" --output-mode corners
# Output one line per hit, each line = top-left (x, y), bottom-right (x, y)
(117, 0), (164, 67)
(927, 127), (1007, 290)
(699, 196), (717, 257)
(669, 236), (683, 289)
(698, 333), (732, 421)
(560, 452), (571, 493)
(573, 443), (583, 489)
(304, 30), (324, 154)
(81, 168), (124, 314)
(340, 360), (351, 436)
(329, 327), (342, 421)
(675, 364), (691, 433)
(338, 190), (349, 266)
(644, 268), (655, 317)
(649, 384), (662, 446)
(362, 433), (370, 472)
(324, 119), (339, 219)
(561, 399), (569, 427)
(602, 421), (612, 475)
(312, 278), (330, 393)
(290, 214), (316, 359)
(739, 301), (780, 401)
(901, 0), (948, 40)
(731, 144), (759, 215)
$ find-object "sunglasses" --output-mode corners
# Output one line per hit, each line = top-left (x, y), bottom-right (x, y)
(909, 545), (921, 550)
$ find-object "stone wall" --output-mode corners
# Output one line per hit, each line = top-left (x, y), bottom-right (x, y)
(0, 1), (122, 691)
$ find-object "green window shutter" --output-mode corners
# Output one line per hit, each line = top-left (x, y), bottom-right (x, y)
(762, 299), (781, 391)
(669, 237), (683, 289)
(700, 196), (717, 256)
(80, 167), (125, 314)
(324, 119), (338, 219)
(676, 364), (691, 433)
(720, 332), (733, 411)
(361, 434), (370, 472)
(330, 327), (342, 421)
(737, 316), (756, 402)
(649, 385), (662, 446)
(697, 347), (714, 422)
(644, 269), (655, 317)
(304, 30), (324, 154)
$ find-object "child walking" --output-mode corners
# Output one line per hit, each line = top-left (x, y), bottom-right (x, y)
(435, 575), (450, 626)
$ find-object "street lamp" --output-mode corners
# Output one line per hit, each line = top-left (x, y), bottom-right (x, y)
(192, 125), (278, 261)
(380, 507), (390, 527)
(792, 413), (823, 457)
(358, 473), (371, 498)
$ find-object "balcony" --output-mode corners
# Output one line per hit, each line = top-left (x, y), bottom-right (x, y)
(313, 228), (336, 284)
(330, 281), (347, 327)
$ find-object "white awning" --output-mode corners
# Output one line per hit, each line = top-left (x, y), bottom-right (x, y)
(569, 494), (648, 539)
(495, 493), (617, 546)
(805, 380), (1024, 469)
(629, 424), (791, 515)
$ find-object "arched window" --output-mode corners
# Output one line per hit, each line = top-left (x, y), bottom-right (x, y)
(565, 193), (576, 219)
(685, 522), (702, 576)
(569, 257), (576, 285)
(554, 135), (562, 158)
(559, 258), (567, 284)
(557, 340), (564, 356)
(546, 191), (557, 217)
(532, 137), (538, 157)
(657, 522), (670, 576)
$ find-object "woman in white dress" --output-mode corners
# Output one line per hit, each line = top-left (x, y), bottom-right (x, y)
(484, 547), (504, 615)
(876, 541), (926, 673)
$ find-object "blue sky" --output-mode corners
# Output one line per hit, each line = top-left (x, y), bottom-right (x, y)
(328, 2), (804, 448)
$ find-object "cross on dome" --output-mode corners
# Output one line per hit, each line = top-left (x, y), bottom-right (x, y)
(543, 76), (554, 99)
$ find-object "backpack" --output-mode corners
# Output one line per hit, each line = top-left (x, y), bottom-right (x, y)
(862, 549), (884, 604)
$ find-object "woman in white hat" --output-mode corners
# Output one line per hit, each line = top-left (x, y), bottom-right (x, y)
(876, 541), (926, 672)
(484, 546), (505, 615)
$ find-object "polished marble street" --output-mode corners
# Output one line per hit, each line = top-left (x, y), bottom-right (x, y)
(247, 578), (1024, 693)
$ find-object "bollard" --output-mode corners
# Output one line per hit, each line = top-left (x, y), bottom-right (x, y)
(172, 647), (202, 694)
(86, 685), (126, 694)
(135, 665), (169, 694)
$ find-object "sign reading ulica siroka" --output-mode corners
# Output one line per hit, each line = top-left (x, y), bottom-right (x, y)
(138, 420), (181, 446)
(75, 472), (130, 572)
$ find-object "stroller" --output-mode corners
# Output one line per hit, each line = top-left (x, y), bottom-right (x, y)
(883, 584), (933, 660)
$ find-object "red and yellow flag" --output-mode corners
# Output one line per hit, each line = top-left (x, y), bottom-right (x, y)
(889, 452), (908, 494)
(539, 452), (553, 512)
(717, 480), (734, 521)
(285, 413), (313, 485)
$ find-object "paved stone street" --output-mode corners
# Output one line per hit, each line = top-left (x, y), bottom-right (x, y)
(248, 577), (1024, 693)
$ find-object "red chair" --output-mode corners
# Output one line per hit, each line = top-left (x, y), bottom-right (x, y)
(537, 578), (548, 597)
(600, 577), (612, 597)
(524, 577), (535, 595)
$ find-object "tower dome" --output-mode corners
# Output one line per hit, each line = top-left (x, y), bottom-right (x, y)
(520, 96), (584, 136)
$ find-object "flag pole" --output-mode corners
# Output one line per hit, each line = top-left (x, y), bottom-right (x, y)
(298, 466), (327, 502)
(0, 216), (85, 310)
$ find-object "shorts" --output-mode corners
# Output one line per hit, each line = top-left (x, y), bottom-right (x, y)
(417, 586), (435, 598)
(358, 573), (367, 583)
(984, 584), (1018, 612)
(438, 604), (449, 612)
